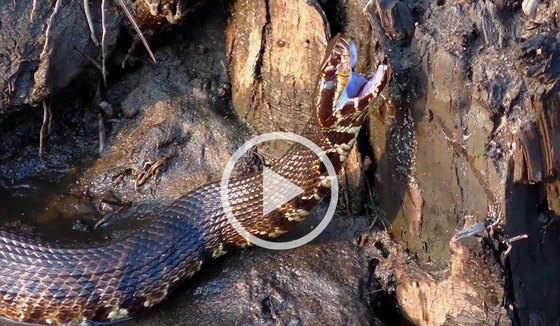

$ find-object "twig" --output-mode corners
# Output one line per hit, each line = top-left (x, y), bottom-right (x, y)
(367, 288), (385, 295)
(135, 155), (174, 189)
(47, 103), (52, 134)
(117, 0), (156, 63)
(363, 174), (387, 231)
(94, 194), (132, 229)
(505, 234), (529, 244)
(539, 217), (555, 245)
(98, 112), (105, 154)
(94, 206), (127, 230)
(121, 41), (137, 68)
(501, 234), (529, 258)
(341, 167), (352, 217)
(83, 0), (99, 46)
(40, 0), (63, 60)
(101, 0), (107, 87)
(74, 46), (103, 71)
(39, 100), (50, 165)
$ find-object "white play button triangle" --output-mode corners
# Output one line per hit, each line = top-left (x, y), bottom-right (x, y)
(262, 166), (304, 216)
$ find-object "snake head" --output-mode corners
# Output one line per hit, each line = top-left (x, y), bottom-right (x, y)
(315, 34), (388, 132)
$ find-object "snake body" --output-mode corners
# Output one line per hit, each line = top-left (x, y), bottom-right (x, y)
(0, 34), (388, 325)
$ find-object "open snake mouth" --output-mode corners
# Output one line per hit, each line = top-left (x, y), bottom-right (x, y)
(330, 62), (388, 129)
(315, 34), (388, 130)
(335, 40), (387, 110)
(335, 65), (387, 108)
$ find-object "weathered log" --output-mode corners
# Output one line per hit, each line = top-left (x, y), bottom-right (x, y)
(366, 0), (560, 324)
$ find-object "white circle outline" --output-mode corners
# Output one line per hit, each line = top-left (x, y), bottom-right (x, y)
(220, 132), (339, 250)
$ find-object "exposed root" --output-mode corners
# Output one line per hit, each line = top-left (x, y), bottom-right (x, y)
(35, 0), (160, 119)
(39, 100), (51, 165)
(98, 112), (105, 154)
(30, 0), (38, 22)
(47, 103), (52, 134)
(83, 0), (99, 46)
(117, 0), (156, 63)
(40, 0), (63, 60)
(101, 0), (108, 87)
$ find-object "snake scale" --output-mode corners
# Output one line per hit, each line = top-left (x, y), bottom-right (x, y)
(0, 34), (388, 325)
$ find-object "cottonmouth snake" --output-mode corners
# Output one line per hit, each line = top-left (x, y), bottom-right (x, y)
(0, 34), (388, 325)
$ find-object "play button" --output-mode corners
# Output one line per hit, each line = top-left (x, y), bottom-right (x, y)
(262, 166), (304, 216)
(220, 132), (339, 250)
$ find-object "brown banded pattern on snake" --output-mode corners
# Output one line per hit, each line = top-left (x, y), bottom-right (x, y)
(0, 34), (388, 325)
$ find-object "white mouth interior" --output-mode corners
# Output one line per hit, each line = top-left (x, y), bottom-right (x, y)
(335, 68), (385, 110)
(334, 42), (386, 110)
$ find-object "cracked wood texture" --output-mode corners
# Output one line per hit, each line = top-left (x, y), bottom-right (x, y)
(226, 0), (329, 156)
(366, 0), (560, 325)
(2, 0), (560, 325)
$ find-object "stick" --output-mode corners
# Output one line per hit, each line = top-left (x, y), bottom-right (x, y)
(39, 100), (50, 165)
(117, 0), (156, 63)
